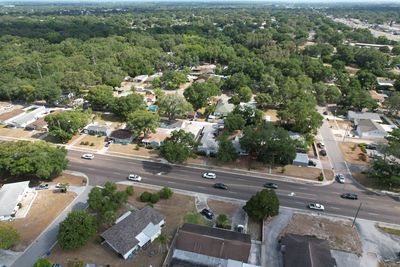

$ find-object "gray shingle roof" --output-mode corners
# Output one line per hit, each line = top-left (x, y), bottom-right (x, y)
(348, 111), (381, 122)
(0, 181), (30, 217)
(356, 119), (385, 133)
(101, 206), (165, 256)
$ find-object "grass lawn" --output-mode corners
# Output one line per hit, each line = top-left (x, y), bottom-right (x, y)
(184, 211), (210, 225)
(74, 135), (106, 150)
(108, 144), (160, 158)
(272, 165), (322, 180)
(352, 172), (400, 192)
(92, 112), (123, 129)
(0, 127), (33, 138)
(377, 226), (400, 237)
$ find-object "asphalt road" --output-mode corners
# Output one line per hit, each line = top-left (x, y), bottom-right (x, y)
(67, 150), (400, 224)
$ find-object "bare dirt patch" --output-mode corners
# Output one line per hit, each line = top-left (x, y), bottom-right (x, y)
(52, 173), (87, 187)
(2, 190), (76, 251)
(324, 169), (334, 181)
(0, 127), (33, 138)
(263, 109), (279, 122)
(281, 213), (362, 255)
(0, 108), (24, 121)
(74, 135), (106, 150)
(93, 112), (123, 129)
(108, 144), (160, 158)
(247, 218), (262, 241)
(49, 185), (195, 267)
(207, 199), (241, 217)
(339, 142), (369, 165)
(272, 165), (321, 180)
(352, 172), (400, 192)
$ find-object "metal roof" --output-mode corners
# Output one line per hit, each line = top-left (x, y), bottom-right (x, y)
(0, 181), (30, 217)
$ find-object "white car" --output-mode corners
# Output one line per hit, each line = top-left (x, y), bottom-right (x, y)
(336, 174), (345, 184)
(81, 153), (95, 160)
(128, 174), (142, 182)
(308, 203), (325, 211)
(202, 172), (217, 179)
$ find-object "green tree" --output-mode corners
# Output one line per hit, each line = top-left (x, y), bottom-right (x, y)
(240, 123), (296, 165)
(357, 70), (377, 90)
(217, 138), (238, 162)
(243, 189), (279, 221)
(45, 110), (91, 143)
(127, 110), (160, 137)
(158, 94), (193, 121)
(224, 113), (246, 133)
(113, 93), (145, 120)
(0, 224), (20, 249)
(162, 70), (187, 90)
(58, 210), (96, 250)
(33, 258), (52, 267)
(384, 93), (400, 116)
(237, 86), (253, 102)
(255, 93), (273, 109)
(159, 187), (174, 199)
(0, 141), (68, 179)
(184, 80), (221, 110)
(160, 130), (196, 163)
(85, 85), (114, 111)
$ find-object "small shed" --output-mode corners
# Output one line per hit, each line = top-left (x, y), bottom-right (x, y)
(293, 153), (309, 167)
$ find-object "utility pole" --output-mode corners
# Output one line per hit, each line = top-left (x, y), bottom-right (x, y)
(352, 202), (362, 227)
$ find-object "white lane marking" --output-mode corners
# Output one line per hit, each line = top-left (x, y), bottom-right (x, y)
(295, 201), (303, 205)
(299, 192), (317, 197)
(112, 171), (122, 175)
(167, 181), (176, 184)
(330, 207), (341, 210)
(86, 167), (96, 171)
(367, 212), (380, 216)
(230, 191), (238, 194)
(365, 197), (377, 200)
(196, 186), (205, 189)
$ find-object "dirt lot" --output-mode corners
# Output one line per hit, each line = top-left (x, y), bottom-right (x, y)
(207, 199), (240, 216)
(108, 144), (160, 158)
(2, 190), (76, 251)
(339, 142), (369, 165)
(263, 109), (279, 122)
(0, 126), (33, 138)
(49, 186), (196, 267)
(281, 213), (363, 255)
(74, 135), (106, 150)
(272, 165), (322, 180)
(0, 108), (24, 121)
(345, 66), (360, 76)
(52, 173), (87, 187)
(352, 172), (400, 192)
(93, 112), (123, 129)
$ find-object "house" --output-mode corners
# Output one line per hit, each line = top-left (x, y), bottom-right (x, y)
(101, 206), (165, 259)
(280, 234), (336, 267)
(132, 75), (149, 83)
(369, 90), (387, 104)
(355, 119), (388, 139)
(0, 181), (31, 221)
(109, 129), (134, 144)
(347, 111), (382, 123)
(142, 131), (170, 147)
(83, 124), (112, 136)
(25, 117), (47, 131)
(190, 64), (216, 77)
(214, 99), (235, 118)
(0, 108), (24, 124)
(5, 105), (46, 128)
(376, 78), (395, 88)
(167, 223), (260, 267)
(198, 125), (219, 156)
(292, 153), (309, 167)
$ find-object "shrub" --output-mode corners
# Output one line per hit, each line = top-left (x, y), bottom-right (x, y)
(140, 191), (152, 202)
(125, 186), (134, 196)
(33, 258), (52, 267)
(150, 193), (160, 203)
(134, 144), (140, 150)
(318, 173), (324, 181)
(358, 143), (367, 153)
(84, 141), (90, 145)
(17, 203), (22, 209)
(159, 187), (173, 199)
(216, 214), (231, 229)
(0, 224), (20, 249)
(80, 141), (85, 145)
(90, 142), (95, 146)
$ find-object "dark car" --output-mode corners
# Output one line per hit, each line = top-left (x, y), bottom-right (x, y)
(308, 160), (317, 167)
(201, 208), (214, 220)
(319, 149), (327, 156)
(214, 183), (228, 190)
(264, 182), (278, 189)
(366, 144), (377, 150)
(323, 111), (328, 115)
(341, 193), (358, 200)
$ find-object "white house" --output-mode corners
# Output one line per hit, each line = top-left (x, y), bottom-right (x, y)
(0, 181), (30, 221)
(347, 111), (382, 123)
(5, 106), (46, 128)
(356, 119), (388, 139)
(101, 206), (165, 259)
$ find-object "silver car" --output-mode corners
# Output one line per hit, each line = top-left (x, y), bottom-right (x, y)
(202, 172), (216, 179)
(308, 203), (325, 211)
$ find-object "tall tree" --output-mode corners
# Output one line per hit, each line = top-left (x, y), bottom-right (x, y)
(158, 94), (193, 121)
(85, 85), (114, 111)
(160, 130), (196, 163)
(113, 93), (146, 120)
(184, 80), (221, 110)
(217, 138), (238, 162)
(127, 110), (160, 137)
(243, 189), (279, 221)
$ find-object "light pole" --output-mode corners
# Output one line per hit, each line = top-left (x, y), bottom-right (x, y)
(352, 202), (362, 228)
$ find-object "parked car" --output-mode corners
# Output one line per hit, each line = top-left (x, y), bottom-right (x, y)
(341, 193), (358, 200)
(319, 149), (327, 156)
(308, 160), (317, 167)
(323, 111), (328, 115)
(128, 174), (142, 182)
(335, 174), (345, 184)
(36, 183), (49, 190)
(308, 203), (325, 211)
(213, 183), (228, 190)
(366, 144), (377, 150)
(55, 183), (62, 188)
(236, 224), (245, 233)
(201, 208), (214, 220)
(264, 182), (278, 189)
(317, 142), (325, 149)
(202, 172), (217, 179)
(81, 153), (95, 160)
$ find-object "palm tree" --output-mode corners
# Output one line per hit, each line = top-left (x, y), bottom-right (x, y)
(156, 233), (170, 253)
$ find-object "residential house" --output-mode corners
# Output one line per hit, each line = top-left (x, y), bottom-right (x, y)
(25, 117), (47, 131)
(347, 111), (382, 123)
(280, 234), (336, 267)
(5, 106), (46, 128)
(0, 108), (24, 124)
(0, 181), (31, 221)
(109, 129), (134, 144)
(132, 75), (149, 83)
(142, 131), (170, 147)
(101, 206), (165, 260)
(214, 99), (234, 118)
(166, 223), (260, 267)
(83, 124), (112, 136)
(198, 125), (219, 156)
(292, 153), (309, 167)
(190, 64), (216, 77)
(355, 119), (388, 139)
(376, 78), (395, 89)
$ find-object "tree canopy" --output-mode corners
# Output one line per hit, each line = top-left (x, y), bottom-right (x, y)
(243, 189), (279, 221)
(160, 129), (196, 163)
(0, 224), (20, 249)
